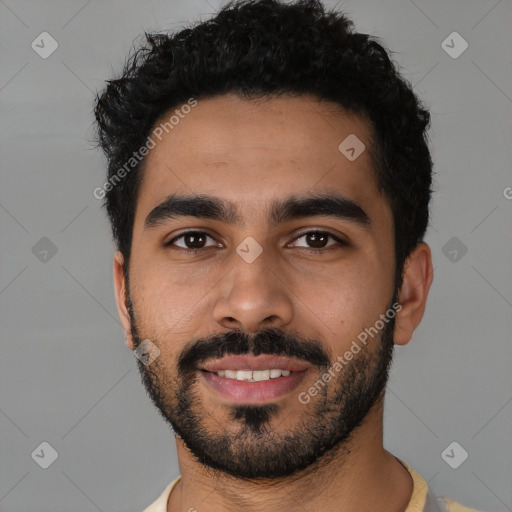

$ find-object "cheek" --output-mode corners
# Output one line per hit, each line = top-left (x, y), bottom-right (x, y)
(128, 277), (195, 368)
(131, 261), (218, 335)
(296, 261), (392, 346)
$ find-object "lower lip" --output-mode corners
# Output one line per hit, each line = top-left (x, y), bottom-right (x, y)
(200, 370), (308, 404)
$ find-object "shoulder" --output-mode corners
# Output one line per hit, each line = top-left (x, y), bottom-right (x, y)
(442, 496), (486, 512)
(142, 476), (181, 512)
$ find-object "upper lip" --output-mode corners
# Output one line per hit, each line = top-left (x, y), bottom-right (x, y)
(199, 355), (311, 372)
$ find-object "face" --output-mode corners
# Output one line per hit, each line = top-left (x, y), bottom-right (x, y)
(118, 94), (401, 479)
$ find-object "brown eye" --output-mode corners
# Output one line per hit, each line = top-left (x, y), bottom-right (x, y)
(291, 231), (346, 251)
(305, 232), (329, 248)
(182, 233), (207, 249)
(166, 231), (218, 251)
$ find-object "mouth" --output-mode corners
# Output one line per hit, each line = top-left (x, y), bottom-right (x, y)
(198, 354), (311, 404)
(203, 368), (293, 381)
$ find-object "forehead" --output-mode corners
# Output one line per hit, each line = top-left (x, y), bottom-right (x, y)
(134, 94), (390, 229)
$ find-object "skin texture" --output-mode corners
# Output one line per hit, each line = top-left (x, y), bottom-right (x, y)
(113, 93), (433, 512)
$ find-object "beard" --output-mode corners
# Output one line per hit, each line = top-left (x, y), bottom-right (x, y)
(125, 273), (396, 480)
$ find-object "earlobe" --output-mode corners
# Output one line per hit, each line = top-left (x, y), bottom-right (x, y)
(113, 251), (135, 350)
(393, 243), (434, 346)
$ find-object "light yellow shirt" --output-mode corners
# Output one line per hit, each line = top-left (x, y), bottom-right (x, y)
(143, 458), (482, 512)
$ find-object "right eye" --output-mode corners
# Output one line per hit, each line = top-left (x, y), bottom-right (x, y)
(165, 231), (221, 254)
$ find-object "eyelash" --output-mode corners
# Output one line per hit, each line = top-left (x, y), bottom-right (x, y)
(165, 230), (348, 255)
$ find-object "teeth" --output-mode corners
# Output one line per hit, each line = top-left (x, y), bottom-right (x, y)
(236, 370), (253, 381)
(253, 370), (270, 381)
(215, 369), (292, 381)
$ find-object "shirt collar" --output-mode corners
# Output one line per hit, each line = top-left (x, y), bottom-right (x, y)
(144, 459), (437, 512)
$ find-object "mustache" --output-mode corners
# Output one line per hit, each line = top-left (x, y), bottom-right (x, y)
(178, 326), (332, 378)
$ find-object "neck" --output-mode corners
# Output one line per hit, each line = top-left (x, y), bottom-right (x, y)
(167, 396), (413, 512)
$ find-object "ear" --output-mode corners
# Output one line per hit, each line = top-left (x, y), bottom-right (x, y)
(394, 242), (434, 346)
(113, 251), (135, 350)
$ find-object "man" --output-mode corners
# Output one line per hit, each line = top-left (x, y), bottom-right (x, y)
(94, 1), (482, 510)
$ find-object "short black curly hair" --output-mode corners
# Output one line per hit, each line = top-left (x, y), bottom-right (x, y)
(94, 0), (433, 289)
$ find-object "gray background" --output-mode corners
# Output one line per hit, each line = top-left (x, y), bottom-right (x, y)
(1, 0), (511, 511)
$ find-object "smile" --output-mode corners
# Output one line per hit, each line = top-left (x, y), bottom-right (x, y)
(207, 369), (291, 381)
(200, 368), (308, 403)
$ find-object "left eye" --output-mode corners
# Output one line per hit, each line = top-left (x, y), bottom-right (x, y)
(290, 231), (345, 250)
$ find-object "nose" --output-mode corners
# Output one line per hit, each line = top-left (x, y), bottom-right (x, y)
(212, 249), (294, 333)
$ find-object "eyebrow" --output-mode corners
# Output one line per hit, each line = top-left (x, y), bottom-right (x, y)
(143, 192), (371, 231)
